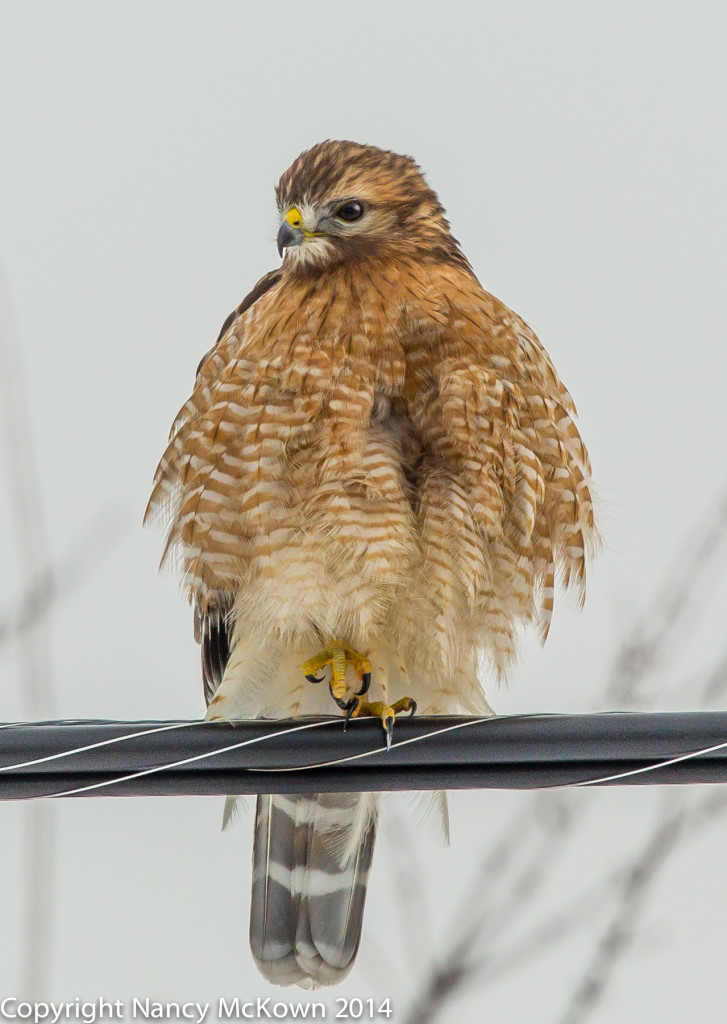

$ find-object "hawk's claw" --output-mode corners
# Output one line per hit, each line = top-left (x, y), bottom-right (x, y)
(343, 697), (360, 729)
(349, 695), (417, 748)
(333, 691), (358, 714)
(301, 639), (372, 711)
(301, 641), (414, 743)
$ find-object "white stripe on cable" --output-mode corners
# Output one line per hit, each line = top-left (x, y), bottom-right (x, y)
(568, 737), (727, 787)
(44, 718), (342, 799)
(250, 716), (727, 789)
(0, 720), (206, 773)
(249, 715), (496, 772)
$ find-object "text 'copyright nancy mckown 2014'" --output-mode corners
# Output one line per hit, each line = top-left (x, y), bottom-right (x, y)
(0, 998), (395, 1023)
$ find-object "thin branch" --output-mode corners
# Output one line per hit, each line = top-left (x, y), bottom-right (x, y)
(0, 268), (55, 714)
(402, 867), (622, 1024)
(0, 268), (57, 996)
(401, 794), (580, 1024)
(606, 489), (727, 706)
(402, 484), (727, 1024)
(0, 504), (130, 648)
(382, 815), (435, 975)
(556, 801), (685, 1024)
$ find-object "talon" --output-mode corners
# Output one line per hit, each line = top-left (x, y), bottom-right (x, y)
(344, 697), (360, 728)
(301, 639), (372, 715)
(333, 690), (357, 713)
(392, 697), (416, 717)
(347, 695), (416, 748)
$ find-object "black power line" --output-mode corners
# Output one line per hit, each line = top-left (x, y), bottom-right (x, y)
(1, 712), (727, 798)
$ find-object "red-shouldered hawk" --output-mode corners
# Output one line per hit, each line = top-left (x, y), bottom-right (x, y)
(146, 140), (598, 988)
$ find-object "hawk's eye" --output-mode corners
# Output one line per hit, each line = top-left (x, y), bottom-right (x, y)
(335, 201), (364, 222)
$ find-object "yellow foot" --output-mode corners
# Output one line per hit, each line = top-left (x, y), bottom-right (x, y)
(348, 695), (417, 750)
(301, 639), (372, 711)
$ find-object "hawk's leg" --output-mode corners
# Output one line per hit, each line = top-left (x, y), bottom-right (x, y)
(347, 696), (417, 750)
(302, 639), (372, 712)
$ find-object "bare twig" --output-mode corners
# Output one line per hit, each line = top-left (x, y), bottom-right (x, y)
(701, 647), (727, 705)
(402, 484), (727, 1024)
(0, 269), (57, 996)
(0, 273), (127, 995)
(555, 781), (727, 1024)
(401, 794), (581, 1024)
(403, 866), (621, 1024)
(382, 815), (435, 975)
(556, 800), (685, 1024)
(0, 269), (55, 715)
(0, 504), (129, 648)
(606, 490), (727, 707)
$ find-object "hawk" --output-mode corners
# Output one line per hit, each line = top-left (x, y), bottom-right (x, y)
(146, 140), (598, 987)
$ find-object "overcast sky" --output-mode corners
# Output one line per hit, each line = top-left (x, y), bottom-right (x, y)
(1, 2), (726, 1021)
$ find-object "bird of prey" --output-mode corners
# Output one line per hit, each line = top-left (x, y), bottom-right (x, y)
(145, 140), (598, 988)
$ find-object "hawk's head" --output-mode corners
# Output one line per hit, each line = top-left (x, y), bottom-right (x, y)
(275, 140), (468, 272)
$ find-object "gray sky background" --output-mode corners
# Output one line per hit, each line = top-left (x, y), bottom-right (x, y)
(1, 1), (726, 1021)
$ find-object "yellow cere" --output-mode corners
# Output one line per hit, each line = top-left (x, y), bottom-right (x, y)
(285, 207), (303, 227)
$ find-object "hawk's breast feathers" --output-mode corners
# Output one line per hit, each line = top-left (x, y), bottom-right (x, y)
(148, 248), (595, 691)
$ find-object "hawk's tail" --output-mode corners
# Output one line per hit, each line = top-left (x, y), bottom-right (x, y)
(250, 791), (378, 988)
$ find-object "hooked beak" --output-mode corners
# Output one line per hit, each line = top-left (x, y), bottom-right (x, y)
(277, 221), (305, 258)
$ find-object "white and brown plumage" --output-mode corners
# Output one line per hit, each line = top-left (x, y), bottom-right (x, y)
(146, 140), (598, 987)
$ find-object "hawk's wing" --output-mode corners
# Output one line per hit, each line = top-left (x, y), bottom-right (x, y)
(195, 267), (283, 375)
(192, 268), (283, 705)
(194, 598), (233, 706)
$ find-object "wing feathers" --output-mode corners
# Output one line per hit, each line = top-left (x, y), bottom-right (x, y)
(196, 596), (233, 706)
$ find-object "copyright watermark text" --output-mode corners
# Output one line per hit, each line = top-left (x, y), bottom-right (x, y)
(0, 997), (394, 1022)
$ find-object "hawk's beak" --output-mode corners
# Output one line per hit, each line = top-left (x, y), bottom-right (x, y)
(277, 221), (305, 258)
